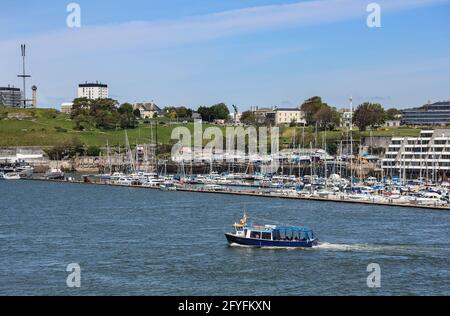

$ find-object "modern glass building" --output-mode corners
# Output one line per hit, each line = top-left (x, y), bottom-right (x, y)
(0, 86), (22, 107)
(401, 101), (450, 126)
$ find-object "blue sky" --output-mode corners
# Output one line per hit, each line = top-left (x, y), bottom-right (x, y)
(1, 0), (449, 110)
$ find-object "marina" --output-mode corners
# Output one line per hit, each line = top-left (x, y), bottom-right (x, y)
(14, 173), (450, 211)
(1, 0), (449, 299)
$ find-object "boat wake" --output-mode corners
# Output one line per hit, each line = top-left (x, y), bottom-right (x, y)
(315, 242), (379, 252)
(228, 242), (449, 258)
(314, 242), (449, 257)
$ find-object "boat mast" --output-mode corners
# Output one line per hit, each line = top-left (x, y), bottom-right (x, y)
(350, 96), (354, 190)
(107, 139), (112, 175)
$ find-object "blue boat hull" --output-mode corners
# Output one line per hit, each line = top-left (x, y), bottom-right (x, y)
(225, 233), (318, 248)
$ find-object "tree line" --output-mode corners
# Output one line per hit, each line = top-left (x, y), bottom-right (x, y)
(240, 96), (402, 131)
(69, 96), (401, 132)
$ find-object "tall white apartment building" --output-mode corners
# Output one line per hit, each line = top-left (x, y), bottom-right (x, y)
(381, 129), (450, 181)
(77, 82), (108, 100)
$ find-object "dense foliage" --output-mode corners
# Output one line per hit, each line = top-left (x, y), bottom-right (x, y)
(386, 108), (401, 120)
(240, 111), (257, 125)
(354, 102), (387, 131)
(300, 96), (340, 130)
(163, 106), (193, 119)
(197, 103), (230, 122)
(70, 98), (139, 131)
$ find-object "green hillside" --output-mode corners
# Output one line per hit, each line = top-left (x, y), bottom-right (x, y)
(0, 108), (224, 148)
(0, 108), (422, 149)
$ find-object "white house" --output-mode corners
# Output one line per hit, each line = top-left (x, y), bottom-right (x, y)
(133, 102), (163, 119)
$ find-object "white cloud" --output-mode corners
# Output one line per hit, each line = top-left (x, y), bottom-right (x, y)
(1, 0), (448, 53)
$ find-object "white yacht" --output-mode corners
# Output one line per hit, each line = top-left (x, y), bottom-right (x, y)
(4, 172), (22, 180)
(160, 181), (177, 191)
(45, 168), (64, 180)
(17, 165), (34, 178)
(143, 178), (164, 187)
(116, 177), (133, 186)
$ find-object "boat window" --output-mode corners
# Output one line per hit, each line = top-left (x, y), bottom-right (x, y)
(236, 227), (243, 232)
(250, 231), (261, 239)
(273, 231), (281, 240)
(261, 232), (271, 240)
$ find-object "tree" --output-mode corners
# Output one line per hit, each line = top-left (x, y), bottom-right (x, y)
(386, 108), (401, 120)
(163, 106), (193, 119)
(86, 146), (101, 157)
(240, 111), (256, 125)
(45, 138), (85, 160)
(118, 103), (137, 129)
(300, 96), (324, 126)
(210, 103), (230, 120)
(168, 111), (177, 120)
(71, 98), (122, 130)
(133, 108), (141, 118)
(314, 105), (340, 130)
(197, 103), (230, 122)
(354, 102), (386, 131)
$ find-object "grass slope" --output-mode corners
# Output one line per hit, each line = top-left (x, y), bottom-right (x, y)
(0, 108), (422, 148)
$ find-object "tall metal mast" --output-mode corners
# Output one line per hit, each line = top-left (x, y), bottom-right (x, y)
(17, 44), (31, 108)
(349, 96), (354, 189)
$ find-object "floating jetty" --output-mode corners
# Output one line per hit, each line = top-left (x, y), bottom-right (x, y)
(22, 177), (450, 211)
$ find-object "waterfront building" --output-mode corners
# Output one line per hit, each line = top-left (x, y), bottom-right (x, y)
(0, 85), (22, 107)
(60, 102), (74, 114)
(401, 100), (450, 126)
(0, 148), (44, 163)
(133, 102), (163, 119)
(381, 129), (450, 181)
(274, 108), (306, 125)
(77, 82), (108, 100)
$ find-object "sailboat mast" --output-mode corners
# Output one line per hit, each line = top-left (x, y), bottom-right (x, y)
(350, 96), (354, 189)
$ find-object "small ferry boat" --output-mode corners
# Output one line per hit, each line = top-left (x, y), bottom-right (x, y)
(225, 213), (318, 248)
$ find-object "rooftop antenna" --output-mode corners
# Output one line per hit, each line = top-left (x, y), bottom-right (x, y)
(17, 44), (32, 108)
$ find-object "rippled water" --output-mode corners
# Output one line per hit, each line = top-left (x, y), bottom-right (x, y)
(0, 180), (449, 295)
